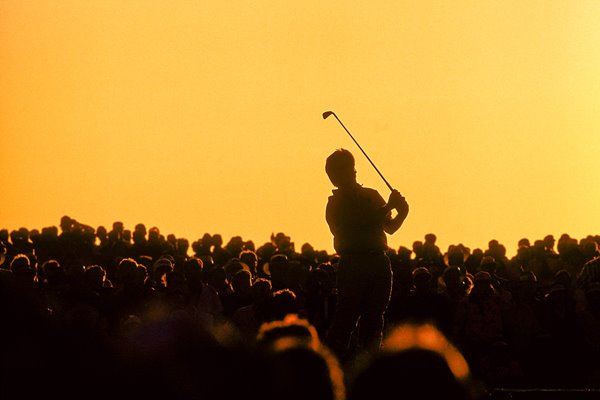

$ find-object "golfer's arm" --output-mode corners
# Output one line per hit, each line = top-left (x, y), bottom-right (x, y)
(384, 213), (406, 234)
(382, 203), (409, 234)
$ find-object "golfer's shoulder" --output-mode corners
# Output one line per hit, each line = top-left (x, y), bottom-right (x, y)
(360, 186), (384, 201)
(360, 186), (379, 195)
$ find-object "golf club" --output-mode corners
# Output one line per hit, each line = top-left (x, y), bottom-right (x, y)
(322, 111), (394, 192)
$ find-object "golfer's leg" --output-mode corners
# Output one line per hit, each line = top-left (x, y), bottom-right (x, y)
(326, 256), (362, 359)
(358, 253), (392, 352)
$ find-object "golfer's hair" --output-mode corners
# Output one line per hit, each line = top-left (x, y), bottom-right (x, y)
(325, 149), (355, 185)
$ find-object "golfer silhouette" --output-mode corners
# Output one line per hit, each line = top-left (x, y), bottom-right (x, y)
(324, 148), (409, 360)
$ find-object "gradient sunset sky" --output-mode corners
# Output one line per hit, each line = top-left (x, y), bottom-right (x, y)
(2, 1), (599, 255)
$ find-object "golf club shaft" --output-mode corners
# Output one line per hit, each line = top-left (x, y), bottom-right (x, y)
(323, 111), (394, 192)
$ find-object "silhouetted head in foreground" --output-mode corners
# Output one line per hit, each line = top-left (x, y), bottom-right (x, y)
(349, 323), (478, 400)
(256, 315), (345, 400)
(326, 149), (357, 188)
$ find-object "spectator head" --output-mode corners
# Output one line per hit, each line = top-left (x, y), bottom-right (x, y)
(166, 270), (186, 290)
(257, 243), (277, 274)
(544, 235), (555, 251)
(199, 255), (215, 270)
(479, 256), (497, 274)
(183, 257), (204, 283)
(554, 269), (571, 289)
(134, 223), (147, 235)
(470, 271), (495, 299)
(42, 260), (64, 283)
(225, 236), (245, 257)
(473, 270), (492, 285)
(231, 270), (252, 294)
(326, 149), (356, 188)
(42, 226), (59, 237)
(84, 265), (106, 292)
(301, 242), (315, 256)
(411, 267), (432, 291)
(10, 253), (32, 275)
(271, 232), (293, 253)
(29, 229), (40, 242)
(224, 258), (245, 283)
(244, 240), (255, 252)
(132, 229), (146, 244)
(532, 240), (546, 255)
(258, 315), (320, 351)
(137, 255), (153, 270)
(397, 246), (412, 263)
(148, 227), (160, 241)
(515, 270), (537, 298)
(518, 238), (530, 248)
(166, 234), (177, 246)
(152, 257), (174, 286)
(96, 226), (108, 240)
(412, 240), (424, 257)
(488, 239), (500, 251)
(350, 323), (473, 400)
(424, 233), (437, 244)
(112, 221), (124, 233)
(256, 316), (345, 400)
(200, 233), (212, 247)
(581, 237), (600, 261)
(0, 229), (8, 243)
(446, 245), (467, 268)
(211, 234), (223, 248)
(60, 215), (73, 233)
(268, 254), (289, 277)
(9, 230), (20, 244)
(176, 238), (189, 255)
(251, 278), (273, 302)
(239, 250), (258, 275)
(270, 289), (298, 321)
(116, 258), (140, 287)
(443, 266), (469, 293)
(207, 266), (227, 292)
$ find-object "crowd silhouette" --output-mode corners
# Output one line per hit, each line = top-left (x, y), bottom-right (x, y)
(1, 216), (600, 398)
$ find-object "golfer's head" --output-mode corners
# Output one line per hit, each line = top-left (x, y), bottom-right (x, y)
(326, 149), (356, 188)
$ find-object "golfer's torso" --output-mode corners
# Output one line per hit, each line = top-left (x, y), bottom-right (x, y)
(327, 187), (388, 254)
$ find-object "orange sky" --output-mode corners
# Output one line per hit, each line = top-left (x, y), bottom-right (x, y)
(1, 1), (599, 256)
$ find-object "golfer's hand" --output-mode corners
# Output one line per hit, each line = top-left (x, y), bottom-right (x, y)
(397, 196), (409, 218)
(388, 190), (402, 207)
(388, 190), (409, 216)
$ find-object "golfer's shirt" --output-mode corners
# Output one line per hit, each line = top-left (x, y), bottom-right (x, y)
(326, 184), (391, 255)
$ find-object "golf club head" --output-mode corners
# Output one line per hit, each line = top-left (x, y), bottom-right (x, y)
(322, 111), (335, 119)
